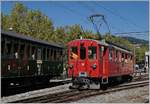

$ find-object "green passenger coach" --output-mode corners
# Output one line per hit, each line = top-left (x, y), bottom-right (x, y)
(1, 30), (64, 89)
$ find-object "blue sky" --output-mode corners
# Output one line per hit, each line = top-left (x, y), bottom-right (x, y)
(1, 1), (149, 40)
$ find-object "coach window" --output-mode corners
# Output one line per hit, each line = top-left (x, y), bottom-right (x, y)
(37, 48), (42, 60)
(20, 44), (25, 59)
(27, 45), (30, 58)
(47, 48), (49, 60)
(60, 50), (63, 61)
(88, 46), (97, 60)
(13, 43), (19, 59)
(70, 47), (78, 60)
(109, 48), (112, 61)
(31, 46), (36, 60)
(55, 50), (58, 61)
(6, 41), (12, 56)
(2, 40), (5, 55)
(51, 49), (53, 60)
(43, 48), (46, 60)
(57, 50), (61, 61)
(54, 50), (56, 61)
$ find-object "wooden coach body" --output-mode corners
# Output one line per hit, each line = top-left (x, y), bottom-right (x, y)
(1, 30), (63, 87)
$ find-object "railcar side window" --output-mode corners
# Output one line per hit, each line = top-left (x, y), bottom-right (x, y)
(80, 46), (86, 60)
(109, 48), (112, 61)
(125, 54), (128, 63)
(88, 46), (97, 60)
(70, 47), (78, 60)
(122, 53), (125, 62)
(118, 51), (121, 62)
(115, 50), (118, 61)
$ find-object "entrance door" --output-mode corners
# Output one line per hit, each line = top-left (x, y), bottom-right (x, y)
(102, 46), (108, 83)
(37, 48), (42, 75)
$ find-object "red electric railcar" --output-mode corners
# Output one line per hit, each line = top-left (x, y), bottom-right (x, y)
(67, 39), (134, 89)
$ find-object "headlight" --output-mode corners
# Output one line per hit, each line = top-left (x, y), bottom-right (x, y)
(92, 63), (97, 69)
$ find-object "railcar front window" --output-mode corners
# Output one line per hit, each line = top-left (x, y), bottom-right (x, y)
(88, 46), (97, 59)
(80, 46), (86, 60)
(70, 47), (78, 60)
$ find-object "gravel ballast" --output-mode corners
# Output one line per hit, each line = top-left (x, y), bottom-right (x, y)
(72, 86), (149, 103)
(1, 83), (71, 103)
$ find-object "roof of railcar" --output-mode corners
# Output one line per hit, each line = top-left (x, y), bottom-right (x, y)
(68, 39), (133, 54)
(1, 30), (63, 48)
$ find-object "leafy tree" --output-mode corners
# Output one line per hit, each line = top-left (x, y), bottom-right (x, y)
(103, 34), (133, 49)
(1, 2), (148, 64)
(1, 2), (54, 43)
(1, 13), (11, 30)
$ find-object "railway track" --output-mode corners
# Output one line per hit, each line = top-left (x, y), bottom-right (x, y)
(11, 80), (149, 103)
(2, 78), (71, 97)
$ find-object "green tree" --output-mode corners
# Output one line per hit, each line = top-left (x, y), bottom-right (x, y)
(1, 13), (11, 30)
(1, 2), (54, 43)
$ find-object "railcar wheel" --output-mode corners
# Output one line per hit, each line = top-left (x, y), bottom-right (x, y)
(101, 84), (108, 90)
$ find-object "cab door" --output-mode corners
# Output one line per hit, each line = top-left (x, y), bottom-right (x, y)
(87, 46), (99, 77)
(102, 46), (109, 83)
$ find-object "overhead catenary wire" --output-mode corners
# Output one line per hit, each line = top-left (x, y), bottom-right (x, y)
(114, 31), (149, 35)
(55, 3), (90, 25)
(93, 1), (146, 31)
(78, 2), (109, 35)
(52, 2), (148, 38)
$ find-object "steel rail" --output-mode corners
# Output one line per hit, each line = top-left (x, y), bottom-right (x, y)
(11, 80), (149, 103)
